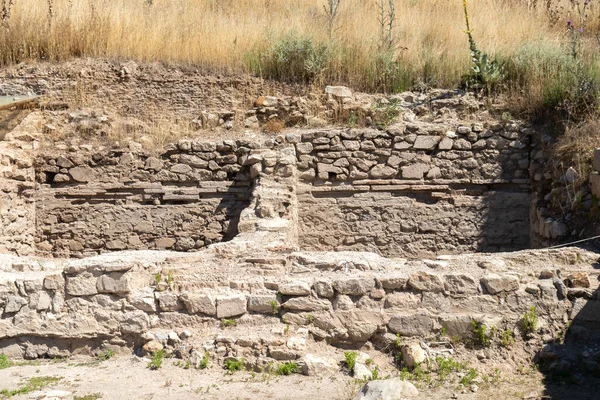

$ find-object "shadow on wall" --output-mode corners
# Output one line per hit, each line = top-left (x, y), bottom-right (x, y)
(540, 255), (600, 400)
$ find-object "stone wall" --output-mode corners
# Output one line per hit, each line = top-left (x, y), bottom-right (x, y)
(0, 113), (39, 256)
(1, 246), (598, 360)
(292, 123), (532, 256)
(34, 139), (258, 257)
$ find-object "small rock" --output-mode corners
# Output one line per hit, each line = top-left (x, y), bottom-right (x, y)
(402, 343), (426, 368)
(354, 363), (372, 380)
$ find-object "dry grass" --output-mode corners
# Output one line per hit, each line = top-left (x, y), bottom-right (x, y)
(0, 1), (579, 82)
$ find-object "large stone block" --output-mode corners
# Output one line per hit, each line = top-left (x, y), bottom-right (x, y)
(388, 313), (435, 337)
(279, 282), (311, 296)
(247, 294), (279, 314)
(480, 274), (519, 295)
(408, 272), (444, 293)
(66, 273), (98, 296)
(333, 277), (375, 296)
(97, 273), (131, 295)
(216, 295), (247, 318)
(282, 297), (331, 312)
(180, 292), (217, 316)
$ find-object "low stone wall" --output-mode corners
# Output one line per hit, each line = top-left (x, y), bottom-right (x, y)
(1, 247), (598, 360)
(298, 188), (530, 256)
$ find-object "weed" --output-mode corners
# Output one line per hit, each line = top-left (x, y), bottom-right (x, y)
(148, 349), (165, 370)
(154, 273), (161, 286)
(199, 352), (209, 369)
(306, 314), (314, 324)
(344, 351), (357, 372)
(471, 320), (491, 347)
(522, 306), (538, 336)
(166, 270), (174, 286)
(221, 319), (237, 328)
(283, 324), (290, 336)
(394, 333), (402, 349)
(365, 358), (374, 367)
(0, 376), (62, 397)
(269, 300), (279, 315)
(372, 99), (402, 127)
(460, 368), (478, 386)
(275, 362), (298, 376)
(436, 356), (465, 380)
(224, 358), (244, 372)
(501, 329), (515, 347)
(96, 348), (114, 361)
(371, 365), (379, 380)
(461, 0), (504, 96)
(0, 354), (11, 369)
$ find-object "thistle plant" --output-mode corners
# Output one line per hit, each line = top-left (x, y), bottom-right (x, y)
(462, 0), (504, 96)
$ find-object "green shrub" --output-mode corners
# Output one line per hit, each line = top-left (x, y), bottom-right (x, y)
(245, 32), (332, 84)
(199, 352), (209, 369)
(275, 362), (298, 376)
(96, 348), (114, 361)
(221, 319), (237, 328)
(344, 351), (357, 372)
(148, 350), (165, 370)
(471, 321), (491, 347)
(522, 306), (538, 336)
(224, 358), (244, 372)
(0, 354), (11, 369)
(460, 368), (478, 386)
(501, 329), (515, 347)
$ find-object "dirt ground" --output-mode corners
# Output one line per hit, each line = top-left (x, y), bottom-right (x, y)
(0, 354), (584, 400)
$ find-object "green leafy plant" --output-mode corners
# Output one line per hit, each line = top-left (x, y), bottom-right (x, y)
(371, 365), (379, 380)
(270, 300), (279, 315)
(471, 320), (491, 347)
(166, 270), (174, 286)
(344, 351), (357, 372)
(501, 329), (515, 347)
(276, 362), (298, 376)
(461, 0), (504, 95)
(154, 273), (161, 286)
(436, 356), (465, 380)
(224, 358), (244, 372)
(0, 354), (11, 369)
(221, 319), (237, 328)
(148, 349), (165, 370)
(522, 306), (538, 336)
(460, 368), (478, 386)
(199, 352), (209, 369)
(96, 348), (114, 361)
(306, 314), (314, 324)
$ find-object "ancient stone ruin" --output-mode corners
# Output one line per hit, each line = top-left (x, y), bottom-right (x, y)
(1, 75), (599, 398)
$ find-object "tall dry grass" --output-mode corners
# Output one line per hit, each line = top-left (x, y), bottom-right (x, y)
(0, 0), (597, 98)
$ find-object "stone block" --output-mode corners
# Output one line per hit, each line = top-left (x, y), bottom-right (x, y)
(216, 295), (247, 318)
(413, 136), (441, 150)
(408, 272), (444, 293)
(279, 282), (311, 296)
(247, 294), (279, 314)
(401, 163), (429, 179)
(156, 292), (182, 312)
(333, 277), (375, 296)
(480, 274), (519, 295)
(282, 297), (331, 312)
(97, 273), (131, 295)
(314, 280), (335, 298)
(66, 273), (98, 296)
(388, 313), (435, 336)
(180, 292), (217, 316)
